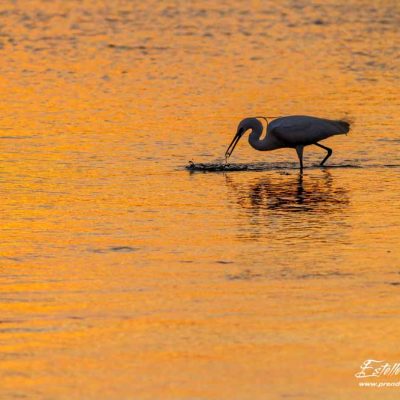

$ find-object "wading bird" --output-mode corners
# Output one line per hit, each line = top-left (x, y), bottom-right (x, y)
(225, 116), (350, 170)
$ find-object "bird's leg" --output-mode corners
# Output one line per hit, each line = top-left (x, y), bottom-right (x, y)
(314, 143), (333, 166)
(296, 145), (304, 171)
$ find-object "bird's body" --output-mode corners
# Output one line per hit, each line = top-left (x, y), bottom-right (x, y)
(225, 115), (350, 170)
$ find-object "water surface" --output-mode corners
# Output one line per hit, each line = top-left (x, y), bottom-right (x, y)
(0, 0), (400, 399)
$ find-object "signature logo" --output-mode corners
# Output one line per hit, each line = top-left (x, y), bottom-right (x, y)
(355, 360), (400, 378)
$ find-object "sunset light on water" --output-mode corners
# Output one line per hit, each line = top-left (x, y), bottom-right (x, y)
(0, 1), (399, 399)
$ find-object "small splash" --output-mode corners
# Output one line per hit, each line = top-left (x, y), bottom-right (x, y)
(186, 161), (249, 171)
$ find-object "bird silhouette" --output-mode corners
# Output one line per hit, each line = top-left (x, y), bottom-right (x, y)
(225, 116), (350, 170)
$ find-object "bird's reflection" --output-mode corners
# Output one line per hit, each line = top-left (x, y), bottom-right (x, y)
(225, 170), (349, 214)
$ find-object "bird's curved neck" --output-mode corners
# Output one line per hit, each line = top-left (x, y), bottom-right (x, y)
(248, 122), (279, 151)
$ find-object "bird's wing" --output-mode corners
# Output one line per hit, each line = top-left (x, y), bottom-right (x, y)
(268, 116), (349, 146)
(269, 119), (313, 146)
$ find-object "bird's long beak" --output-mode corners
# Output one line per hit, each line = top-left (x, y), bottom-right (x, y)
(225, 128), (244, 161)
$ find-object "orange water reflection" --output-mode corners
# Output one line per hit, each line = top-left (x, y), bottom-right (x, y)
(0, 0), (400, 399)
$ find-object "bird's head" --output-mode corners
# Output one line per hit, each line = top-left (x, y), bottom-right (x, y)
(225, 117), (263, 161)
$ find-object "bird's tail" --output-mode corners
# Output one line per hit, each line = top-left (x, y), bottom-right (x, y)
(338, 115), (354, 134)
(336, 120), (350, 133)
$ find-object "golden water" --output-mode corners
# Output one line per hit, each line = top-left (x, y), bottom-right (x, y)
(1, 0), (400, 398)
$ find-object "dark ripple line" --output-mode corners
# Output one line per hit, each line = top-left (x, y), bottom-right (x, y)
(185, 162), (400, 172)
